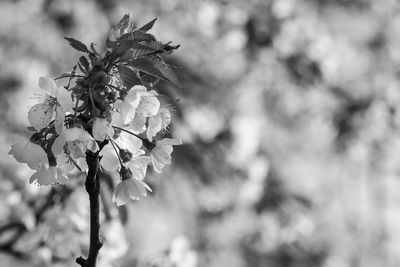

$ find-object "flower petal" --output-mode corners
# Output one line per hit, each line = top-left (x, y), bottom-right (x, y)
(112, 181), (130, 207)
(116, 132), (142, 155)
(9, 140), (48, 170)
(126, 178), (149, 200)
(93, 118), (114, 141)
(56, 87), (74, 113)
(146, 115), (162, 142)
(28, 103), (54, 131)
(159, 138), (182, 146)
(100, 144), (119, 172)
(30, 165), (57, 186)
(39, 77), (57, 96)
(151, 154), (164, 174)
(137, 95), (160, 117)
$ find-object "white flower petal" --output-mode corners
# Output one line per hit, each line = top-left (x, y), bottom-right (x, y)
(30, 165), (57, 186)
(100, 144), (119, 172)
(151, 154), (164, 174)
(146, 115), (162, 142)
(129, 115), (146, 133)
(128, 156), (150, 180)
(93, 118), (114, 141)
(56, 87), (74, 113)
(64, 128), (94, 142)
(159, 138), (182, 146)
(126, 178), (149, 200)
(39, 77), (57, 96)
(112, 182), (131, 207)
(52, 135), (66, 156)
(137, 95), (160, 117)
(56, 153), (75, 173)
(28, 103), (54, 131)
(154, 147), (172, 165)
(116, 132), (142, 155)
(9, 140), (48, 170)
(120, 102), (136, 124)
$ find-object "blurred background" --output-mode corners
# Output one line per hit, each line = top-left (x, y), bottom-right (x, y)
(1, 0), (400, 266)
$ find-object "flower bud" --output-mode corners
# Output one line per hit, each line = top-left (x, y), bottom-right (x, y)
(92, 107), (101, 117)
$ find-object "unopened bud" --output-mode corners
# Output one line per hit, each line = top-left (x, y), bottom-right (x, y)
(92, 107), (101, 117)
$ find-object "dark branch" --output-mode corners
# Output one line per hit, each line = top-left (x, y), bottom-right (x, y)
(76, 149), (103, 267)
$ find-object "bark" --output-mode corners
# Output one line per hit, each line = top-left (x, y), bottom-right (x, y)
(76, 150), (102, 267)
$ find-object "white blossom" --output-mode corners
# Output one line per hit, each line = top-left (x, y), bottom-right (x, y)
(28, 77), (73, 131)
(112, 177), (152, 206)
(9, 136), (48, 170)
(150, 138), (182, 174)
(92, 118), (114, 142)
(147, 108), (172, 141)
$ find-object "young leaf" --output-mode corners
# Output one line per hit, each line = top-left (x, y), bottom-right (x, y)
(77, 62), (88, 75)
(112, 14), (136, 39)
(79, 56), (90, 71)
(90, 42), (99, 55)
(138, 18), (157, 32)
(129, 57), (182, 89)
(117, 65), (142, 89)
(64, 37), (90, 53)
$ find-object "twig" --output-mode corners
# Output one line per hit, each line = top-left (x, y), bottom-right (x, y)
(76, 150), (103, 267)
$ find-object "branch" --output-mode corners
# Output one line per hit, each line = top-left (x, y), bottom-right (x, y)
(76, 150), (103, 267)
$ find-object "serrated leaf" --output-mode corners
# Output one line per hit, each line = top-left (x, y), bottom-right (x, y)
(112, 14), (136, 39)
(119, 31), (156, 42)
(129, 57), (182, 89)
(64, 37), (90, 53)
(118, 43), (158, 60)
(118, 65), (142, 89)
(139, 73), (161, 88)
(138, 18), (157, 32)
(79, 56), (90, 71)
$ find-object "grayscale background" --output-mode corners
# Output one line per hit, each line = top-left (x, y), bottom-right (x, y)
(0, 0), (399, 266)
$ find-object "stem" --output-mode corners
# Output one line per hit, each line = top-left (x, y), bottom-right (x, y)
(76, 150), (102, 267)
(113, 126), (146, 141)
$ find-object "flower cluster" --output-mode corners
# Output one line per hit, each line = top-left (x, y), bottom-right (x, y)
(9, 14), (181, 206)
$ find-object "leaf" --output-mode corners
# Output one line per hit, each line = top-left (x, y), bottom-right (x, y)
(139, 73), (161, 88)
(79, 56), (90, 71)
(138, 18), (157, 32)
(118, 65), (142, 89)
(77, 62), (87, 75)
(64, 37), (90, 53)
(106, 39), (118, 51)
(129, 57), (182, 89)
(118, 42), (158, 59)
(119, 31), (156, 42)
(116, 14), (136, 35)
(90, 42), (99, 55)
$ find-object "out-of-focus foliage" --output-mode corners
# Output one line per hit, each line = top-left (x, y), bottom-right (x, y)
(1, 0), (400, 266)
